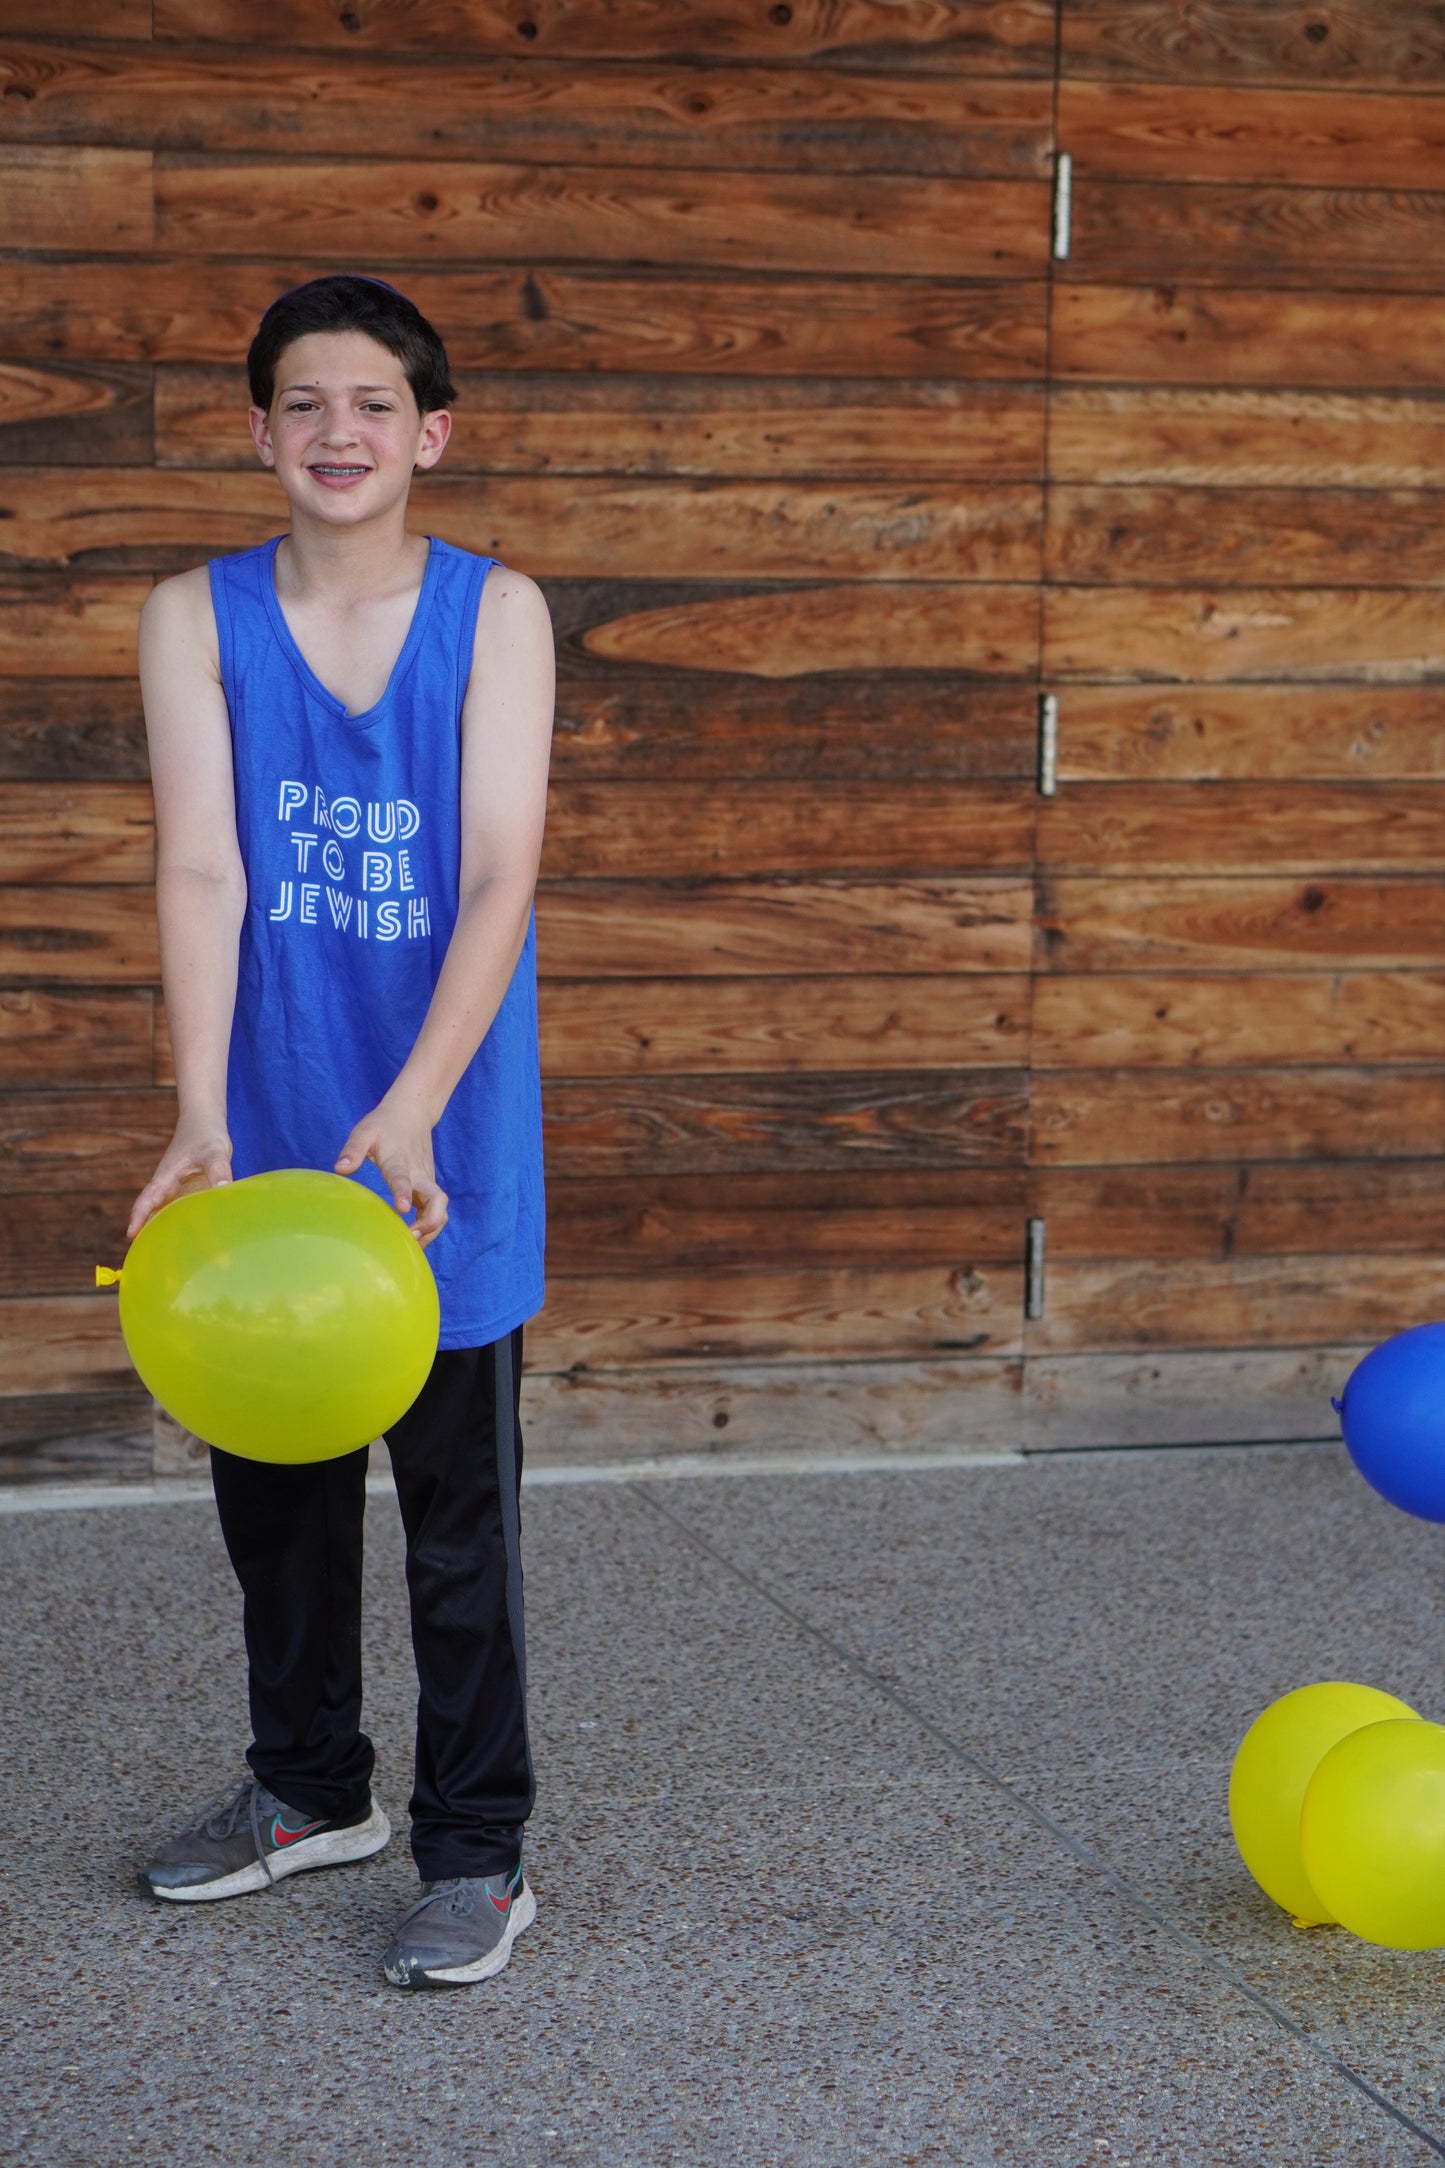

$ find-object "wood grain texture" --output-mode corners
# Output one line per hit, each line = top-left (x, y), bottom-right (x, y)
(1055, 685), (1445, 781)
(541, 782), (1035, 877)
(0, 1295), (132, 1397)
(1047, 485), (1445, 589)
(1031, 1067), (1445, 1166)
(0, 145), (151, 252)
(0, 680), (148, 783)
(528, 1260), (1024, 1366)
(3, 0), (150, 29)
(542, 1069), (1030, 1174)
(0, 890), (160, 985)
(1052, 285), (1445, 389)
(1050, 389), (1445, 489)
(1045, 587), (1445, 683)
(0, 989), (153, 1089)
(1061, 2), (1445, 88)
(0, 1089), (174, 1195)
(0, 580), (147, 678)
(571, 582), (1040, 675)
(1032, 1254), (1445, 1352)
(520, 1357), (1023, 1461)
(536, 877), (1032, 977)
(1058, 80), (1445, 187)
(1035, 1161), (1445, 1261)
(1032, 971), (1445, 1068)
(0, 1387), (152, 1485)
(0, 467), (1044, 582)
(1023, 1347), (1354, 1450)
(0, 260), (1049, 378)
(1070, 181), (1445, 293)
(546, 1167), (1026, 1271)
(0, 783), (153, 884)
(0, 43), (1054, 175)
(159, 368), (1048, 479)
(155, 0), (1060, 70)
(155, 160), (1050, 280)
(0, 362), (152, 466)
(1035, 783), (1445, 875)
(550, 669), (1038, 782)
(537, 973), (1029, 1074)
(1035, 878), (1445, 974)
(0, 1191), (141, 1295)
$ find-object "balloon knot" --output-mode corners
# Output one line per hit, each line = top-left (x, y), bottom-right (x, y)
(95, 1266), (122, 1288)
(1330, 1396), (1343, 1414)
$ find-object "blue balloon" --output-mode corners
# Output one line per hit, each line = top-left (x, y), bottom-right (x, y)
(1336, 1324), (1445, 1522)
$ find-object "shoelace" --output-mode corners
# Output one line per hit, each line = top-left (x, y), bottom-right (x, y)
(182, 1776), (279, 1888)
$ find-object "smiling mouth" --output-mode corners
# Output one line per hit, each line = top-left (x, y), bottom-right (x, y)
(308, 464), (370, 479)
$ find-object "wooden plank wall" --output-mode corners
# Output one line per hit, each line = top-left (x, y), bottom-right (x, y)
(1031, 1), (1445, 1447)
(0, 2), (1438, 1477)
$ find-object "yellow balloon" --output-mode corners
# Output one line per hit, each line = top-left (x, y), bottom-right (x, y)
(1301, 1719), (1445, 1950)
(108, 1169), (440, 1464)
(1228, 1682), (1420, 1923)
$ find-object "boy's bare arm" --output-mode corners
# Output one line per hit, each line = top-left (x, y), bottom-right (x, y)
(335, 567), (555, 1245)
(126, 568), (248, 1239)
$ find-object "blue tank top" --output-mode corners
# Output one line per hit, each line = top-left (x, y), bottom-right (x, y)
(210, 533), (545, 1351)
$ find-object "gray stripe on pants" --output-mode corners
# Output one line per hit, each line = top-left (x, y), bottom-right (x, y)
(494, 1332), (533, 1785)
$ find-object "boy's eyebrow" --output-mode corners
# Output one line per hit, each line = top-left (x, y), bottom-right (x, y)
(277, 381), (403, 395)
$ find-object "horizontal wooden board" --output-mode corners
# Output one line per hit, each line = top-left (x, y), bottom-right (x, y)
(1032, 1254), (1445, 1352)
(155, 0), (1060, 70)
(0, 783), (154, 884)
(543, 1069), (1030, 1174)
(551, 669), (1037, 783)
(1031, 1066), (1445, 1166)
(159, 369), (1048, 479)
(1022, 1347), (1355, 1451)
(537, 877), (1032, 976)
(0, 44), (1054, 175)
(1033, 972), (1445, 1069)
(0, 1294), (133, 1397)
(1034, 1161), (1445, 1262)
(0, 579), (148, 678)
(1048, 486), (1445, 590)
(0, 989), (153, 1089)
(1055, 685), (1445, 781)
(154, 160), (1050, 280)
(546, 1168), (1027, 1272)
(0, 1090), (175, 1196)
(1058, 80), (1445, 187)
(1044, 587), (1445, 684)
(1050, 389), (1445, 490)
(1061, 2), (1445, 87)
(0, 1191), (141, 1295)
(529, 1260), (1024, 1366)
(569, 581), (1040, 675)
(1052, 285), (1445, 390)
(0, 260), (1049, 378)
(0, 1387), (152, 1485)
(0, 362), (152, 466)
(542, 782), (1035, 877)
(0, 680), (148, 782)
(521, 1357), (1023, 1462)
(0, 889), (160, 984)
(0, 144), (151, 253)
(537, 972), (1029, 1074)
(1035, 877), (1445, 974)
(0, 468), (1044, 583)
(1035, 783), (1445, 875)
(6, 0), (149, 28)
(1070, 180), (1445, 293)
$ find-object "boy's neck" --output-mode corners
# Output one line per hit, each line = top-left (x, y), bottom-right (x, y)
(276, 508), (429, 605)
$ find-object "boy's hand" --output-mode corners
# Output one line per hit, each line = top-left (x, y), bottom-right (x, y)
(335, 1097), (448, 1249)
(126, 1121), (233, 1240)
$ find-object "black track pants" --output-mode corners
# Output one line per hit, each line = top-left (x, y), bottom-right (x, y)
(209, 1329), (533, 1880)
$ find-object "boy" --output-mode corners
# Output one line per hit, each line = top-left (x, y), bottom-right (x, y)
(125, 274), (554, 1990)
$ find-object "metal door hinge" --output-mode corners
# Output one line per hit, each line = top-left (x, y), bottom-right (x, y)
(1052, 153), (1072, 261)
(1037, 692), (1058, 798)
(1026, 1217), (1046, 1321)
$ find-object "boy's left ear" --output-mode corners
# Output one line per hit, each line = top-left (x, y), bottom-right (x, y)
(249, 405), (276, 468)
(414, 408), (452, 471)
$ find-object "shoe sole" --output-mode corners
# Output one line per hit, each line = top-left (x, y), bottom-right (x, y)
(385, 1880), (536, 1989)
(143, 1803), (392, 1903)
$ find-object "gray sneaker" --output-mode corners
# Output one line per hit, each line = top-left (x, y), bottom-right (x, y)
(139, 1775), (391, 1903)
(383, 1865), (535, 1989)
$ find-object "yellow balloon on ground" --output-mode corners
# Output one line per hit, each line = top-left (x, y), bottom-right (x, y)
(1228, 1682), (1420, 1923)
(1301, 1719), (1445, 1950)
(109, 1169), (440, 1464)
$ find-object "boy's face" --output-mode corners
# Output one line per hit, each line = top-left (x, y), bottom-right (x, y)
(248, 329), (450, 527)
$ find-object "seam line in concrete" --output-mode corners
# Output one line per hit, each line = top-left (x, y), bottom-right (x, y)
(630, 1481), (1445, 2161)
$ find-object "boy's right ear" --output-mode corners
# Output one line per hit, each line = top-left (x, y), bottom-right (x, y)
(249, 405), (276, 468)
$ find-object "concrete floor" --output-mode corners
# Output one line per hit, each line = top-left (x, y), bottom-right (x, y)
(3, 1441), (1445, 2166)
